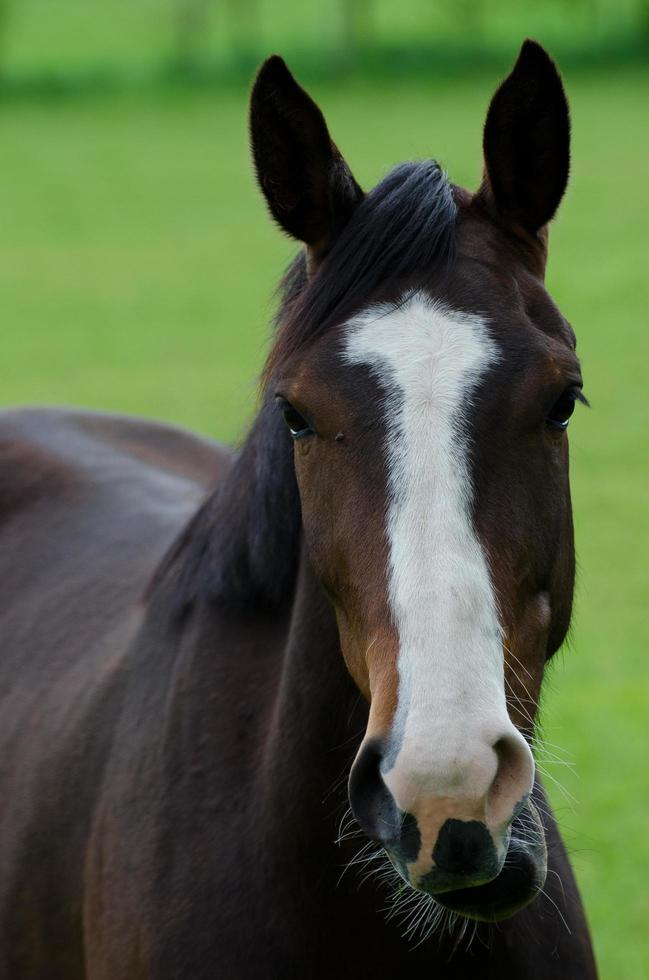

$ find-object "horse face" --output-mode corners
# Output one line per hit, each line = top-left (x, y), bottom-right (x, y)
(251, 43), (578, 921)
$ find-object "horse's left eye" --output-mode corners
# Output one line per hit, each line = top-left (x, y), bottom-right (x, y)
(281, 403), (313, 439)
(546, 389), (577, 432)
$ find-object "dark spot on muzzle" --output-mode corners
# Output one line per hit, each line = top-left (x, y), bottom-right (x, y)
(433, 831), (547, 920)
(432, 818), (499, 878)
(426, 805), (547, 921)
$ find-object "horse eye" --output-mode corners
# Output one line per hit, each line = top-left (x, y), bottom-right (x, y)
(281, 403), (313, 439)
(546, 389), (577, 432)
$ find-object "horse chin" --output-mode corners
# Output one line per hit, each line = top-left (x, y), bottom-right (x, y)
(422, 804), (547, 923)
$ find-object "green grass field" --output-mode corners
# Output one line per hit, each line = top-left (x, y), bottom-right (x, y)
(1, 0), (644, 84)
(1, 60), (648, 977)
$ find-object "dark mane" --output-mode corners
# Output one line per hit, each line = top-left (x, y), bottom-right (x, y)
(157, 161), (457, 616)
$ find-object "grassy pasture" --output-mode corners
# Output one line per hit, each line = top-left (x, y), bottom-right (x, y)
(1, 63), (648, 977)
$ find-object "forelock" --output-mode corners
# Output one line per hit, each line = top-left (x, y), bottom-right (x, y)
(265, 160), (457, 383)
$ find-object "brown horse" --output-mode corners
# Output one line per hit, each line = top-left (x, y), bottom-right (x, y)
(0, 41), (597, 978)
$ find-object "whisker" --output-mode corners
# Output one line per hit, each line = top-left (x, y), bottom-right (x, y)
(539, 886), (572, 936)
(502, 643), (534, 680)
(535, 763), (578, 808)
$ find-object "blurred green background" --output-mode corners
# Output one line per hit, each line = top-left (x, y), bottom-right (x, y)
(1, 2), (648, 976)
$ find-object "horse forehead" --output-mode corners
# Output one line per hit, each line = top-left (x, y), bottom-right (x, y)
(341, 292), (499, 584)
(342, 292), (499, 410)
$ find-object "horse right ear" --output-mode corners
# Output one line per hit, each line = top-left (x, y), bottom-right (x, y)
(476, 40), (570, 238)
(250, 56), (363, 262)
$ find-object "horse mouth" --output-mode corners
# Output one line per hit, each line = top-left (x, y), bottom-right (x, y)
(432, 840), (546, 921)
(383, 803), (547, 923)
(428, 806), (547, 922)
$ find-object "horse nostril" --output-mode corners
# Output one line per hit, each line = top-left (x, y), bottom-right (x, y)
(432, 819), (498, 878)
(488, 731), (535, 827)
(348, 738), (399, 843)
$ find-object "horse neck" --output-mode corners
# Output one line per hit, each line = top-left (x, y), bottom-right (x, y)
(149, 523), (365, 846)
(256, 547), (367, 843)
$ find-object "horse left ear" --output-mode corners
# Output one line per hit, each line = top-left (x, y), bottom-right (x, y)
(476, 40), (570, 237)
(250, 56), (363, 263)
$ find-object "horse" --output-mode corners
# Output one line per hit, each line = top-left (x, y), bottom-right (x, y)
(0, 40), (597, 978)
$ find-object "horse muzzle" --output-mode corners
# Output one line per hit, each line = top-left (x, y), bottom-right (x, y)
(348, 735), (546, 921)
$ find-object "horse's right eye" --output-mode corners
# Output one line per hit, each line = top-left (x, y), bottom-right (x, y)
(281, 403), (313, 440)
(546, 390), (576, 432)
(546, 386), (587, 433)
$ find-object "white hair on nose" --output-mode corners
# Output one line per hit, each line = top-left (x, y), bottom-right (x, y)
(343, 292), (526, 823)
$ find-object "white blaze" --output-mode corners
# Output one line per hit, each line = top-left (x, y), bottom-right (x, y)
(344, 292), (525, 814)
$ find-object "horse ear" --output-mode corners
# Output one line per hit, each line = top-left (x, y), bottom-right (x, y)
(250, 56), (363, 260)
(477, 40), (570, 236)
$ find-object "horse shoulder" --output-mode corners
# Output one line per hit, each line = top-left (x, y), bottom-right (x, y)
(0, 410), (77, 522)
(0, 407), (237, 979)
(0, 405), (236, 660)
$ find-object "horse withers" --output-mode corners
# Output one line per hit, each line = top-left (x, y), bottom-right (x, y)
(0, 41), (597, 978)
